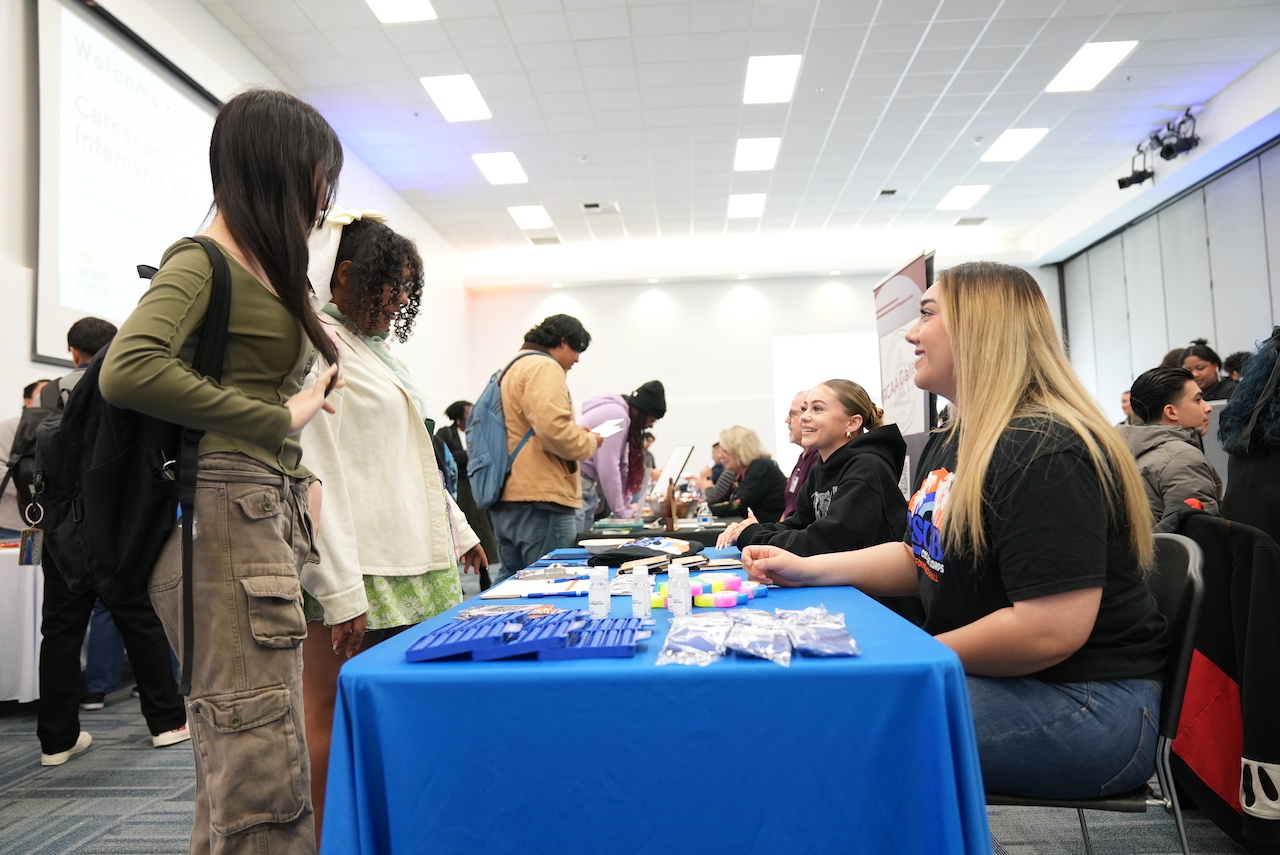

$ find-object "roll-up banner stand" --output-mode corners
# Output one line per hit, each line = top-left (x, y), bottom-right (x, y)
(874, 253), (936, 495)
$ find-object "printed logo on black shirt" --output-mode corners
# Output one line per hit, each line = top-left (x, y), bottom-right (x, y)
(812, 484), (836, 518)
(907, 467), (953, 582)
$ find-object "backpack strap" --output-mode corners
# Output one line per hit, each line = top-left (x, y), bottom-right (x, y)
(500, 350), (555, 469)
(175, 236), (233, 696)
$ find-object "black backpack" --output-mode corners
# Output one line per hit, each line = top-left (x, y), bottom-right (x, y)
(30, 236), (231, 694)
(1, 379), (70, 512)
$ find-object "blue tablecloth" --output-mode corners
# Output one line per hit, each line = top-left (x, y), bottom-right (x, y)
(323, 549), (991, 855)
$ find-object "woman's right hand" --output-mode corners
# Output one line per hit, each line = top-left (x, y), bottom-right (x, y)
(287, 363), (343, 433)
(742, 544), (810, 587)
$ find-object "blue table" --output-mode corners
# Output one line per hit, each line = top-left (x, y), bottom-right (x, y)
(323, 549), (991, 855)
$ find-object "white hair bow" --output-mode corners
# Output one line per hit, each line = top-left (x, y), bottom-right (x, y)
(306, 205), (390, 307)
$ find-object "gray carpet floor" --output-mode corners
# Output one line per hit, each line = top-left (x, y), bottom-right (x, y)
(0, 565), (1249, 855)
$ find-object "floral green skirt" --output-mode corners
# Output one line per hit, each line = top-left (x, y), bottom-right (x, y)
(303, 563), (463, 631)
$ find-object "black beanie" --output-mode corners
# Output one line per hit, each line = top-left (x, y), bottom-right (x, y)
(624, 380), (666, 419)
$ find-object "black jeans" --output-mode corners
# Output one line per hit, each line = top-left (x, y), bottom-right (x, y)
(37, 549), (186, 754)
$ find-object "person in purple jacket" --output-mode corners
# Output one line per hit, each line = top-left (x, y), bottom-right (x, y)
(782, 389), (820, 518)
(576, 380), (666, 529)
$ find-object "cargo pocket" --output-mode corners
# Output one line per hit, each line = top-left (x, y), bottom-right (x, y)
(189, 685), (305, 835)
(239, 576), (307, 648)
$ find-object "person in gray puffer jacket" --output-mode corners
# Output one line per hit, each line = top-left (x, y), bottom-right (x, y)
(1118, 366), (1223, 520)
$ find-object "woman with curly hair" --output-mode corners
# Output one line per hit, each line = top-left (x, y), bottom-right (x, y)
(744, 262), (1167, 799)
(299, 213), (487, 841)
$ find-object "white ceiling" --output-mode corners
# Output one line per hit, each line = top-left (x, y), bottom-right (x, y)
(198, 0), (1280, 282)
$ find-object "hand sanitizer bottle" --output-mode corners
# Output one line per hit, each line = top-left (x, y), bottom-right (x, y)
(630, 567), (651, 619)
(588, 567), (610, 619)
(667, 564), (692, 616)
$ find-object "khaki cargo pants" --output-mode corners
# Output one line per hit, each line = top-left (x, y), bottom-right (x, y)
(149, 452), (317, 855)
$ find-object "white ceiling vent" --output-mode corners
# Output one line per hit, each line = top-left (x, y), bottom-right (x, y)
(954, 217), (988, 226)
(529, 236), (561, 245)
(583, 202), (620, 214)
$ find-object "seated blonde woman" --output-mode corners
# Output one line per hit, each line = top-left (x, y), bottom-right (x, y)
(708, 425), (786, 522)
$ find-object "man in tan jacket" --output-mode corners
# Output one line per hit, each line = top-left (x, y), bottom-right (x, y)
(490, 314), (602, 583)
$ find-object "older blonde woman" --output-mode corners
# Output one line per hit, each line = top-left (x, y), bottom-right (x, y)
(708, 425), (786, 522)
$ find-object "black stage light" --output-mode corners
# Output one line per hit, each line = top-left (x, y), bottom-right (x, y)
(1118, 168), (1154, 189)
(1158, 111), (1199, 161)
(1118, 145), (1154, 190)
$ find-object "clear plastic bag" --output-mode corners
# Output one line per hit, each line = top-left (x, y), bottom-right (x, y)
(656, 612), (733, 666)
(724, 609), (792, 667)
(774, 605), (860, 657)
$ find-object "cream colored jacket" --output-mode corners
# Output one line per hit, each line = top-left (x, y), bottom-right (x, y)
(301, 317), (479, 625)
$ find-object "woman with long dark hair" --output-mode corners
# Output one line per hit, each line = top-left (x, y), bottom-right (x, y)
(744, 262), (1167, 799)
(101, 89), (345, 854)
(575, 380), (666, 528)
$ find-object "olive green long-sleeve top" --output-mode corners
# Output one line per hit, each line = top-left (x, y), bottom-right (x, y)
(100, 238), (314, 479)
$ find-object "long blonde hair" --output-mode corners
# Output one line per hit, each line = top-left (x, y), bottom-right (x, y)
(936, 262), (1154, 570)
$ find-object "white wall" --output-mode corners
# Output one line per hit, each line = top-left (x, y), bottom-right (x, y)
(467, 275), (883, 471)
(0, 0), (470, 414)
(1063, 143), (1280, 422)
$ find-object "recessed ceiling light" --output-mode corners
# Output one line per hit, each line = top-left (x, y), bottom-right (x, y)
(734, 138), (781, 171)
(420, 74), (491, 122)
(472, 152), (528, 184)
(980, 128), (1049, 162)
(648, 278), (659, 283)
(364, 0), (437, 23)
(1045, 41), (1138, 93)
(936, 185), (991, 211)
(829, 270), (841, 276)
(737, 274), (749, 280)
(743, 55), (802, 104)
(551, 282), (563, 288)
(508, 205), (553, 230)
(727, 193), (766, 218)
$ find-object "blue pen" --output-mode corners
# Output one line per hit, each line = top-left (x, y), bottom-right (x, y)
(523, 590), (589, 598)
(552, 575), (590, 583)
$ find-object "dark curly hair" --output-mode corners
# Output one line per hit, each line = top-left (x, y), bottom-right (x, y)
(523, 314), (590, 352)
(1220, 328), (1280, 455)
(331, 218), (423, 343)
(1128, 367), (1194, 425)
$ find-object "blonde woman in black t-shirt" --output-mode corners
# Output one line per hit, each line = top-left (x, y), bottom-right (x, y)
(744, 261), (1168, 799)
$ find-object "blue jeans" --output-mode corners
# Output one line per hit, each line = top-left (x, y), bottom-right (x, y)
(968, 675), (1162, 798)
(491, 505), (578, 586)
(84, 600), (125, 694)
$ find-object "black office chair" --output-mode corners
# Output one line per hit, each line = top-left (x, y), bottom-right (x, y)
(986, 532), (1205, 855)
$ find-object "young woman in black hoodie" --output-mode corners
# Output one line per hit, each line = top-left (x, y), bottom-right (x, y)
(718, 379), (907, 555)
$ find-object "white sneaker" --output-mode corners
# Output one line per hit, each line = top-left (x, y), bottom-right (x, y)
(41, 731), (92, 766)
(152, 723), (191, 748)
